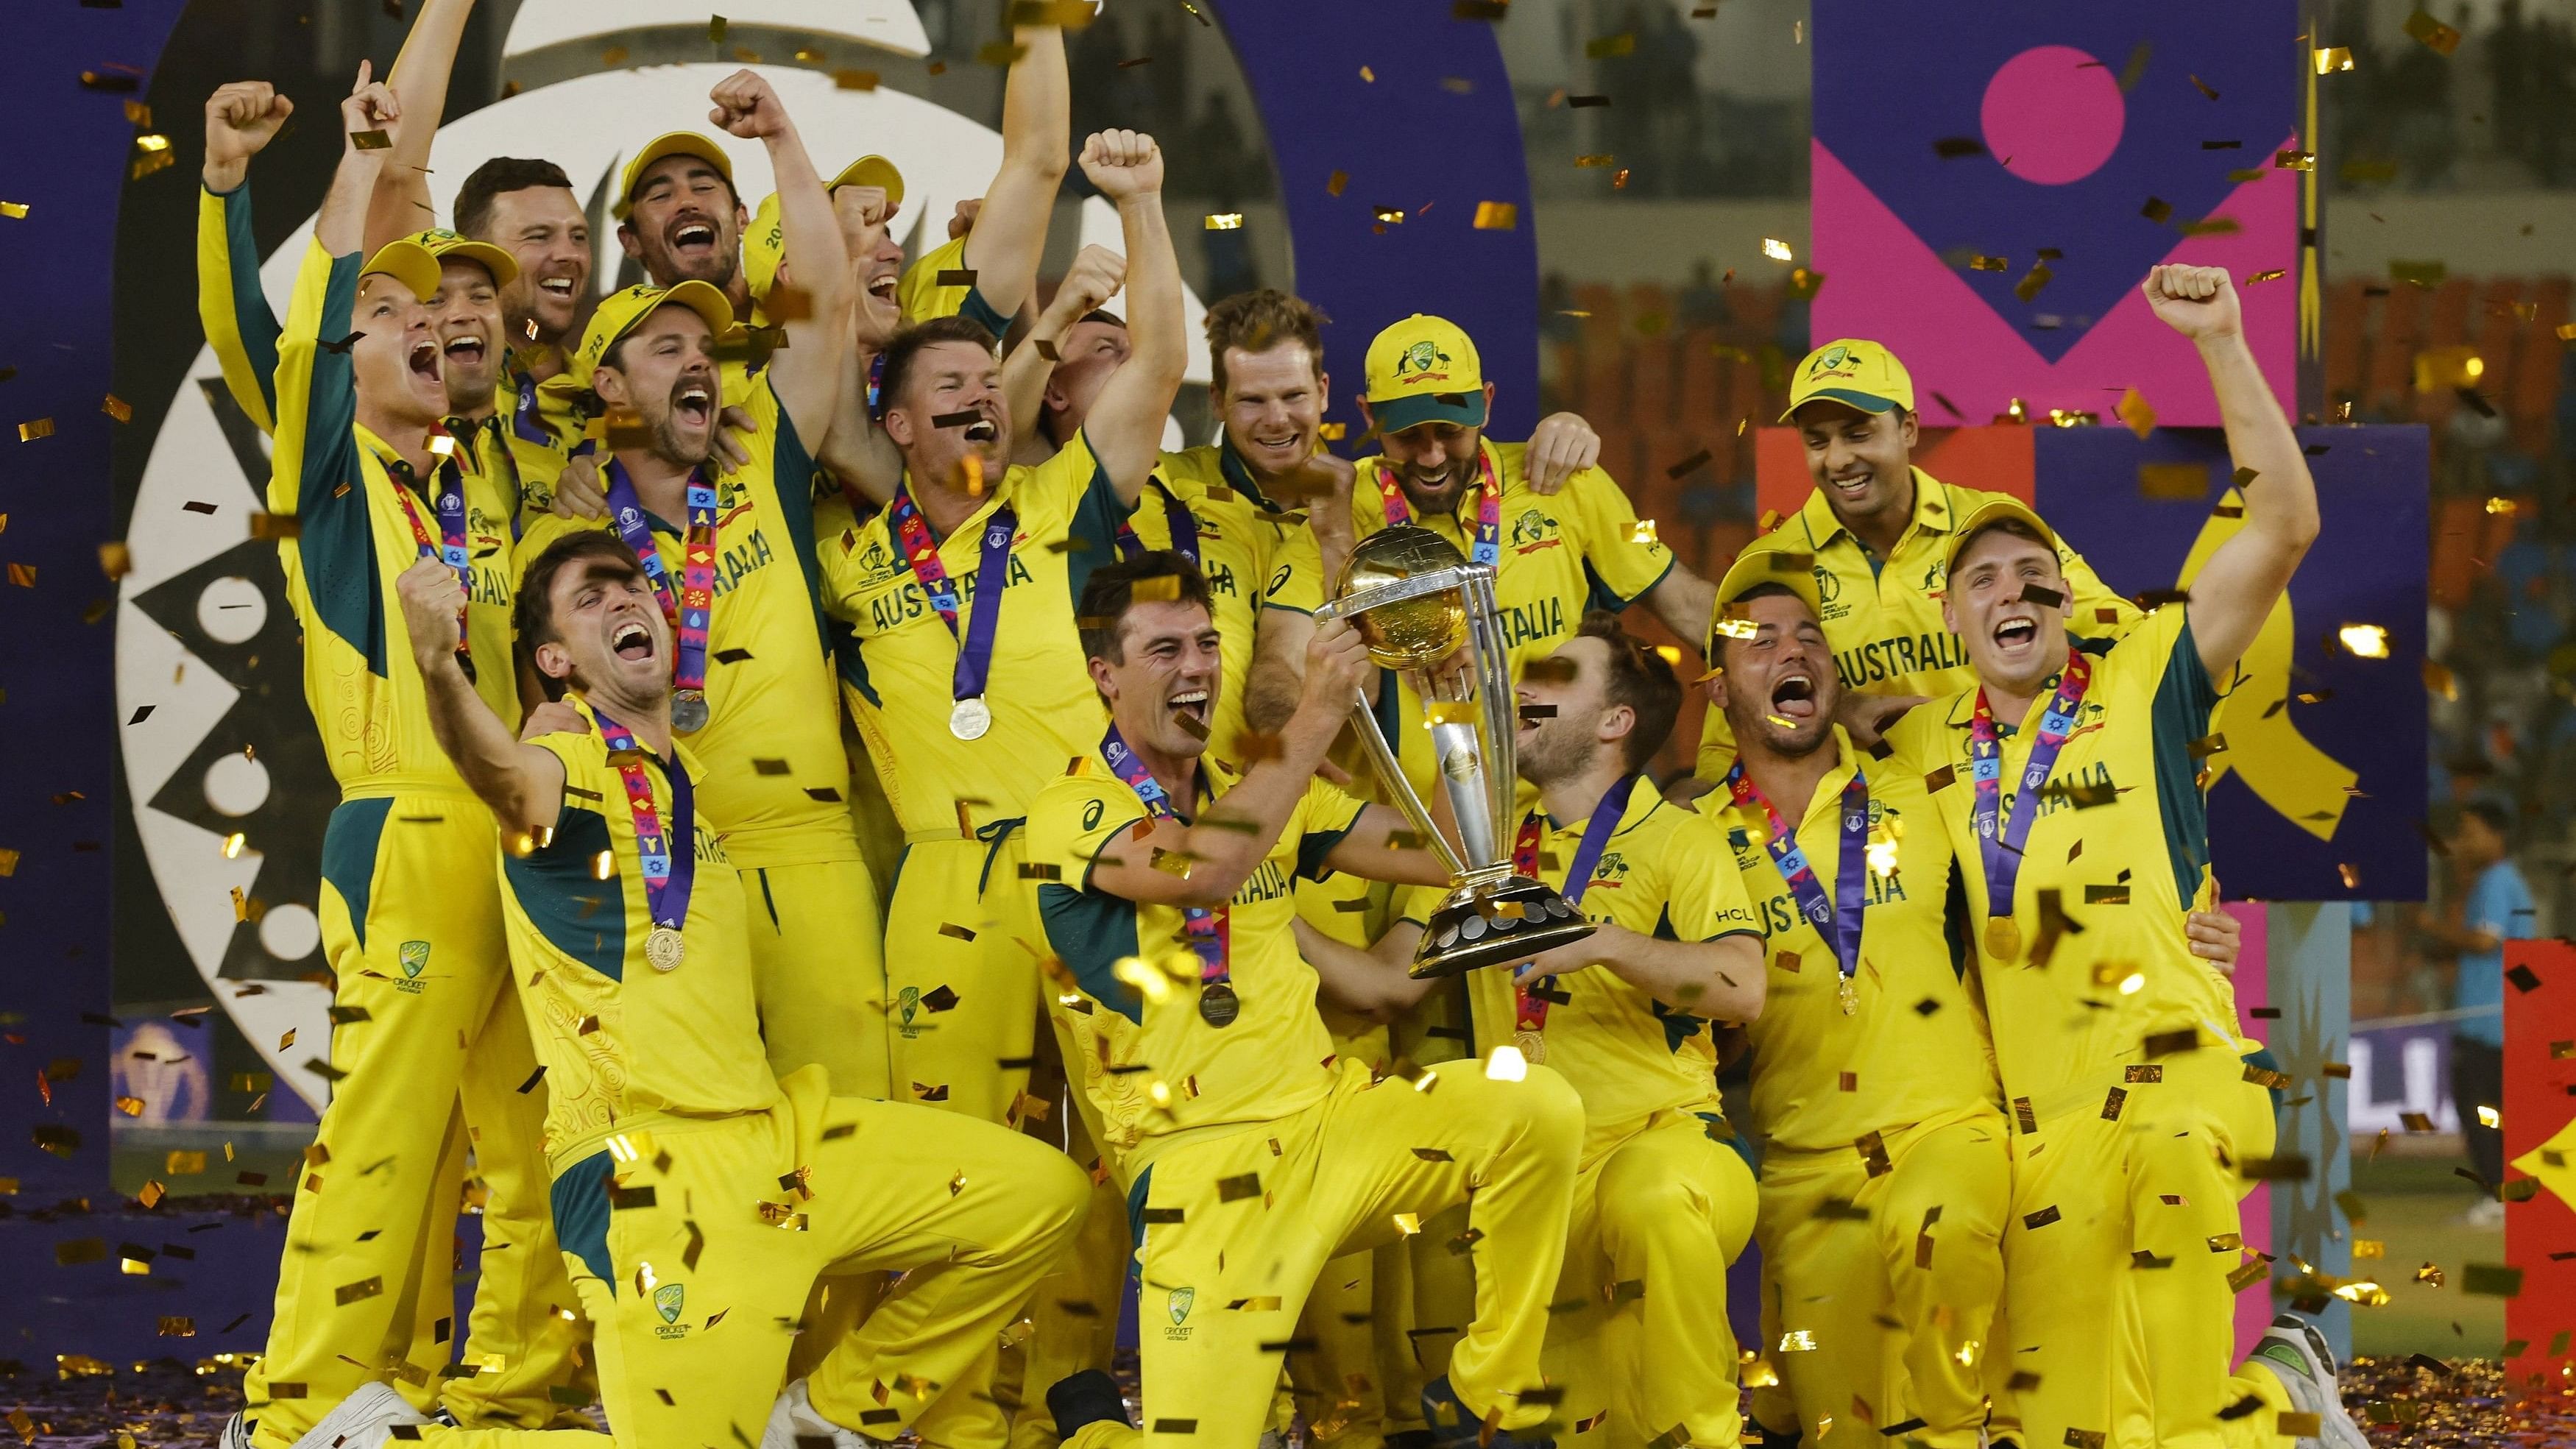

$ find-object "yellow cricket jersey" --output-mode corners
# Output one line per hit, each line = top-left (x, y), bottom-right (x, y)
(200, 183), (562, 533)
(1267, 439), (1676, 801)
(505, 697), (779, 1171)
(1697, 470), (2138, 776)
(268, 239), (520, 796)
(517, 379), (852, 870)
(1024, 754), (1365, 1162)
(1136, 444), (1292, 765)
(495, 369), (581, 528)
(898, 233), (1016, 336)
(1709, 731), (2002, 1154)
(1407, 776), (1763, 1133)
(1881, 604), (2243, 1123)
(819, 431), (1133, 837)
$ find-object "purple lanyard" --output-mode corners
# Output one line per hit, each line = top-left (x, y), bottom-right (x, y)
(1969, 650), (2094, 923)
(888, 482), (1016, 706)
(511, 371), (552, 446)
(1114, 480), (1200, 565)
(592, 707), (698, 934)
(1509, 773), (1635, 1033)
(1726, 763), (1869, 982)
(1100, 723), (1229, 992)
(601, 461), (716, 701)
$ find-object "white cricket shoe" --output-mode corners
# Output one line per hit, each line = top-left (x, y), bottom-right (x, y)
(288, 1383), (429, 1449)
(2245, 1315), (2368, 1449)
(760, 1378), (894, 1449)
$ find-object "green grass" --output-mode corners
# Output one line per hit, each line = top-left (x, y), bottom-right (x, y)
(2345, 1149), (2506, 1358)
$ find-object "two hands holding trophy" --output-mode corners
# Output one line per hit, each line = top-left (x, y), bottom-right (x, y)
(1317, 528), (1597, 979)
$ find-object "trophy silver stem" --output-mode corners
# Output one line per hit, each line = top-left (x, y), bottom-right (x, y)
(1342, 684), (1468, 879)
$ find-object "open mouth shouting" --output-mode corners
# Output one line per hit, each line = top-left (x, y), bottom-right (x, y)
(442, 331), (487, 372)
(669, 216), (719, 258)
(672, 378), (715, 431)
(1769, 668), (1819, 722)
(1169, 687), (1211, 730)
(1989, 612), (2042, 662)
(611, 618), (658, 665)
(405, 336), (445, 401)
(959, 412), (1000, 445)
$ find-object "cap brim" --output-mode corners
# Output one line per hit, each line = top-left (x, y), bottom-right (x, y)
(1710, 551), (1825, 650)
(1779, 388), (1903, 424)
(359, 240), (443, 304)
(1942, 497), (2060, 578)
(424, 237), (520, 289)
(616, 133), (735, 219)
(1370, 391), (1487, 434)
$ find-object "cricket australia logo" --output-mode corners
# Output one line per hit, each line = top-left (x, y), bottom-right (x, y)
(1809, 344), (1855, 377)
(397, 940), (431, 995)
(1164, 1286), (1195, 1339)
(115, 0), (1222, 1115)
(896, 985), (924, 1038)
(654, 1282), (687, 1338)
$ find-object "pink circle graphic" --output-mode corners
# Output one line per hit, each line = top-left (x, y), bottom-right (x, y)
(1980, 44), (2126, 185)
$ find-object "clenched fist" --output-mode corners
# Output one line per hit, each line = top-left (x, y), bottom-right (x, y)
(709, 69), (790, 142)
(205, 81), (293, 193)
(395, 556), (466, 671)
(2142, 264), (2241, 344)
(1079, 130), (1165, 203)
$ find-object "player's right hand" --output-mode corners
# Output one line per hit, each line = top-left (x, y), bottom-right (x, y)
(1051, 244), (1128, 320)
(204, 82), (293, 190)
(551, 453), (611, 519)
(1300, 617), (1372, 713)
(394, 556), (464, 665)
(1079, 130), (1164, 201)
(339, 60), (401, 160)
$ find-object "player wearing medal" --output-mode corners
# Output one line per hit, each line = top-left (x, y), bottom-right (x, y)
(1699, 559), (2014, 1449)
(512, 72), (891, 1105)
(1880, 266), (2358, 1449)
(294, 527), (1089, 1449)
(817, 129), (1186, 1126)
(1300, 615), (1766, 1447)
(1022, 553), (1579, 1449)
(222, 67), (584, 1448)
(1685, 338), (2136, 776)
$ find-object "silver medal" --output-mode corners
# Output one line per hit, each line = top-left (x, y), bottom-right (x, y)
(671, 690), (710, 734)
(950, 696), (993, 740)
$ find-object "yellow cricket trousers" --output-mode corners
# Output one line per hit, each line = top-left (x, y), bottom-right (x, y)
(246, 793), (587, 1447)
(1544, 1110), (1758, 1449)
(1751, 1108), (2011, 1449)
(743, 859), (893, 1101)
(431, 1071), (1091, 1449)
(1999, 1042), (2291, 1449)
(887, 832), (1044, 1122)
(1066, 1056), (1585, 1449)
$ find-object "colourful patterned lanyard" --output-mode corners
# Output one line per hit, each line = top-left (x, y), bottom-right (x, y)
(1373, 445), (1501, 567)
(1727, 761), (1870, 1014)
(886, 480), (1016, 740)
(593, 706), (698, 972)
(1505, 773), (1636, 1062)
(1100, 722), (1237, 1027)
(387, 442), (474, 682)
(600, 460), (718, 731)
(1969, 649), (2093, 962)
(1113, 480), (1200, 565)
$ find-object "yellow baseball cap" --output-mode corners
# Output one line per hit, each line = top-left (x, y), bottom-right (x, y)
(827, 154), (905, 209)
(1363, 314), (1486, 433)
(1782, 338), (1917, 422)
(402, 227), (520, 289)
(567, 280), (740, 386)
(1708, 548), (1825, 654)
(358, 237), (443, 302)
(742, 193), (787, 306)
(614, 132), (735, 220)
(1942, 496), (2060, 581)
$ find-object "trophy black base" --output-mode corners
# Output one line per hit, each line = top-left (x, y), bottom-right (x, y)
(1408, 876), (1596, 980)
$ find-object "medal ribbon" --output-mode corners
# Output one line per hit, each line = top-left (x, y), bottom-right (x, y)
(1508, 773), (1637, 1037)
(387, 445), (472, 668)
(888, 481), (1017, 708)
(511, 370), (553, 446)
(1112, 481), (1200, 565)
(1100, 723), (1230, 996)
(1373, 445), (1501, 567)
(593, 706), (698, 940)
(1969, 648), (2094, 930)
(1725, 762), (1869, 984)
(601, 460), (718, 699)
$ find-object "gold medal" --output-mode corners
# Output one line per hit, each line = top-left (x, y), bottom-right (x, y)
(1837, 974), (1858, 1016)
(1513, 1028), (1547, 1066)
(645, 925), (686, 972)
(1984, 917), (2022, 961)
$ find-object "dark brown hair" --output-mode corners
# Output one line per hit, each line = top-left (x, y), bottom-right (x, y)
(1204, 288), (1328, 399)
(456, 157), (576, 241)
(879, 313), (999, 419)
(1078, 551), (1214, 662)
(1577, 611), (1682, 772)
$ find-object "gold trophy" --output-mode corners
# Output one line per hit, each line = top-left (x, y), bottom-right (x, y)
(1317, 527), (1596, 979)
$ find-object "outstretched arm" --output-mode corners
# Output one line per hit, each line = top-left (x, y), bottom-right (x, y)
(1514, 927), (1766, 1022)
(1299, 917), (1437, 1023)
(710, 69), (851, 436)
(397, 559), (565, 839)
(1320, 804), (1451, 887)
(364, 0), (475, 251)
(962, 24), (1072, 321)
(2147, 264), (2319, 678)
(1069, 131), (1182, 503)
(199, 80), (297, 436)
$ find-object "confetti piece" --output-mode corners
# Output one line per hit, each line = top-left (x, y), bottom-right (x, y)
(2313, 46), (2353, 74)
(2244, 268), (2287, 286)
(1933, 137), (1985, 159)
(1204, 213), (1243, 230)
(1452, 0), (1510, 15)
(1374, 206), (1406, 224)
(1585, 32), (1634, 57)
(1762, 238), (1794, 262)
(2113, 388), (2156, 439)
(1473, 201), (1517, 230)
(2402, 7), (2460, 54)
(2274, 149), (2316, 172)
(1359, 65), (1374, 82)
(0, 203), (25, 220)
(1967, 255), (2009, 272)
(834, 69), (880, 90)
(2337, 623), (2390, 659)
(18, 418), (54, 442)
(350, 130), (392, 151)
(101, 394), (132, 423)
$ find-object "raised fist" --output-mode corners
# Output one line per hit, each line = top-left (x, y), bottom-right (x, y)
(205, 82), (294, 191)
(708, 68), (790, 141)
(1079, 130), (1165, 202)
(2142, 264), (2242, 344)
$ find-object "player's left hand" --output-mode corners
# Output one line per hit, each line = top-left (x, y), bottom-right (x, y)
(948, 197), (983, 241)
(1079, 130), (1164, 202)
(1524, 411), (1602, 495)
(1512, 927), (1616, 984)
(2142, 264), (2241, 344)
(709, 69), (790, 141)
(2186, 907), (2242, 977)
(551, 452), (609, 520)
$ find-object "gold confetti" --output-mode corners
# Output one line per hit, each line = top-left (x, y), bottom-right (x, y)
(2245, 269), (2287, 286)
(834, 69), (880, 90)
(18, 419), (54, 442)
(2337, 623), (2391, 659)
(350, 130), (392, 150)
(1204, 213), (1243, 230)
(1359, 65), (1375, 82)
(1762, 238), (1794, 262)
(2114, 388), (2156, 439)
(1473, 201), (1518, 230)
(101, 394), (132, 423)
(1373, 206), (1406, 225)
(0, 202), (26, 220)
(2402, 7), (2461, 54)
(1777, 1329), (1817, 1352)
(2313, 46), (2354, 74)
